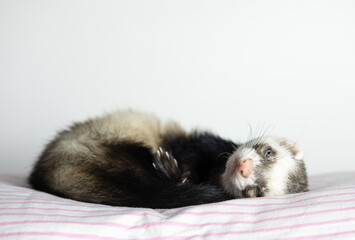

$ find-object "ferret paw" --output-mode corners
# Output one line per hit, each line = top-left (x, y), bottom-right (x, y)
(242, 186), (263, 198)
(153, 147), (181, 182)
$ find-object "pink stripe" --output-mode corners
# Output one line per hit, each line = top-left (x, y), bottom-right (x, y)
(0, 231), (125, 240)
(1, 205), (355, 230)
(268, 185), (355, 199)
(0, 190), (32, 193)
(0, 197), (348, 219)
(0, 196), (79, 202)
(164, 195), (355, 217)
(7, 197), (352, 220)
(0, 187), (355, 222)
(0, 231), (185, 240)
(2, 185), (355, 205)
(258, 197), (355, 215)
(0, 195), (144, 210)
(1, 196), (355, 220)
(1, 218), (355, 240)
(7, 217), (355, 240)
(0, 212), (131, 219)
(0, 203), (165, 218)
(0, 194), (73, 201)
(0, 187), (32, 193)
(0, 194), (62, 198)
(2, 190), (355, 214)
(0, 220), (129, 228)
(0, 195), (135, 209)
(183, 218), (355, 240)
(0, 207), (114, 213)
(1, 185), (355, 215)
(0, 185), (27, 188)
(274, 230), (355, 240)
(267, 186), (355, 199)
(205, 186), (355, 207)
(117, 205), (355, 228)
(198, 190), (355, 207)
(174, 206), (355, 229)
(0, 200), (115, 208)
(163, 192), (355, 215)
(256, 205), (355, 224)
(0, 207), (164, 218)
(0, 194), (32, 197)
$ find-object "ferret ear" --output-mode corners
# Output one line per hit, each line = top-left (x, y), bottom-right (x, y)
(279, 138), (304, 160)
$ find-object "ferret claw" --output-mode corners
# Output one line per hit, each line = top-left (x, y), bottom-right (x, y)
(157, 149), (161, 159)
(153, 147), (182, 182)
(164, 151), (170, 160)
(173, 158), (178, 168)
(182, 177), (188, 184)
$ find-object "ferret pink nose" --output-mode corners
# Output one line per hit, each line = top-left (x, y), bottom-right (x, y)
(238, 159), (254, 178)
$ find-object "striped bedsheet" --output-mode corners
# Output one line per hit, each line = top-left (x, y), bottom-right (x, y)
(0, 172), (355, 240)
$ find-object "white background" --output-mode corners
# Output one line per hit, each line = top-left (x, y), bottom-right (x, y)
(1, 0), (355, 176)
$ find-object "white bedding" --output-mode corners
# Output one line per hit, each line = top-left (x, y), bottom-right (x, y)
(0, 172), (355, 240)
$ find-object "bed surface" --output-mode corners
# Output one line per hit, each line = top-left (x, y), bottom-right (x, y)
(1, 172), (355, 240)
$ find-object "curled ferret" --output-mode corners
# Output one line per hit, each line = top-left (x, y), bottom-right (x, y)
(29, 110), (308, 208)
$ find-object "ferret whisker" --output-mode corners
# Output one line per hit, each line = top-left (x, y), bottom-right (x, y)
(231, 143), (239, 151)
(246, 123), (262, 148)
(217, 152), (232, 160)
(255, 122), (262, 142)
(276, 151), (290, 160)
(247, 123), (257, 147)
(254, 122), (265, 147)
(259, 125), (272, 143)
(247, 122), (254, 144)
(254, 123), (274, 148)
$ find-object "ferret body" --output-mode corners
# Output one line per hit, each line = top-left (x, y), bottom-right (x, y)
(29, 110), (308, 208)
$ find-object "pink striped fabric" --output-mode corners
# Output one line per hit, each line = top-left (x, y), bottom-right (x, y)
(1, 172), (355, 239)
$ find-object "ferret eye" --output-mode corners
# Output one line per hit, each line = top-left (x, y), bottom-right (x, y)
(264, 150), (273, 159)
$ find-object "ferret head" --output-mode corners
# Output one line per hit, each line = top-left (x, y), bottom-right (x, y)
(221, 136), (308, 198)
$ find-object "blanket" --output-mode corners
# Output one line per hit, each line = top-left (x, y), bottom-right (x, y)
(0, 172), (355, 239)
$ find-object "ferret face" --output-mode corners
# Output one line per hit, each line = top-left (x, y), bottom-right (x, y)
(221, 136), (308, 198)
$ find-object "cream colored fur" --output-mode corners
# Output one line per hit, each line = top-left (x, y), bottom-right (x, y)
(58, 110), (186, 155)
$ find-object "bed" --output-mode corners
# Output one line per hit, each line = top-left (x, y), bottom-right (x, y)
(0, 172), (355, 240)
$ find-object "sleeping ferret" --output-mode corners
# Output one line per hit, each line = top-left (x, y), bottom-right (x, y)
(29, 110), (308, 208)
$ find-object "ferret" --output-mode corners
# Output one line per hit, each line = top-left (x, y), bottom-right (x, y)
(29, 110), (308, 209)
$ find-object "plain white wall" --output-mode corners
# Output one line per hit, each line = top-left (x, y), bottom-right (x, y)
(1, 0), (355, 176)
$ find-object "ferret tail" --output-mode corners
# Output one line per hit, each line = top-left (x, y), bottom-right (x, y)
(30, 167), (231, 209)
(134, 183), (232, 209)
